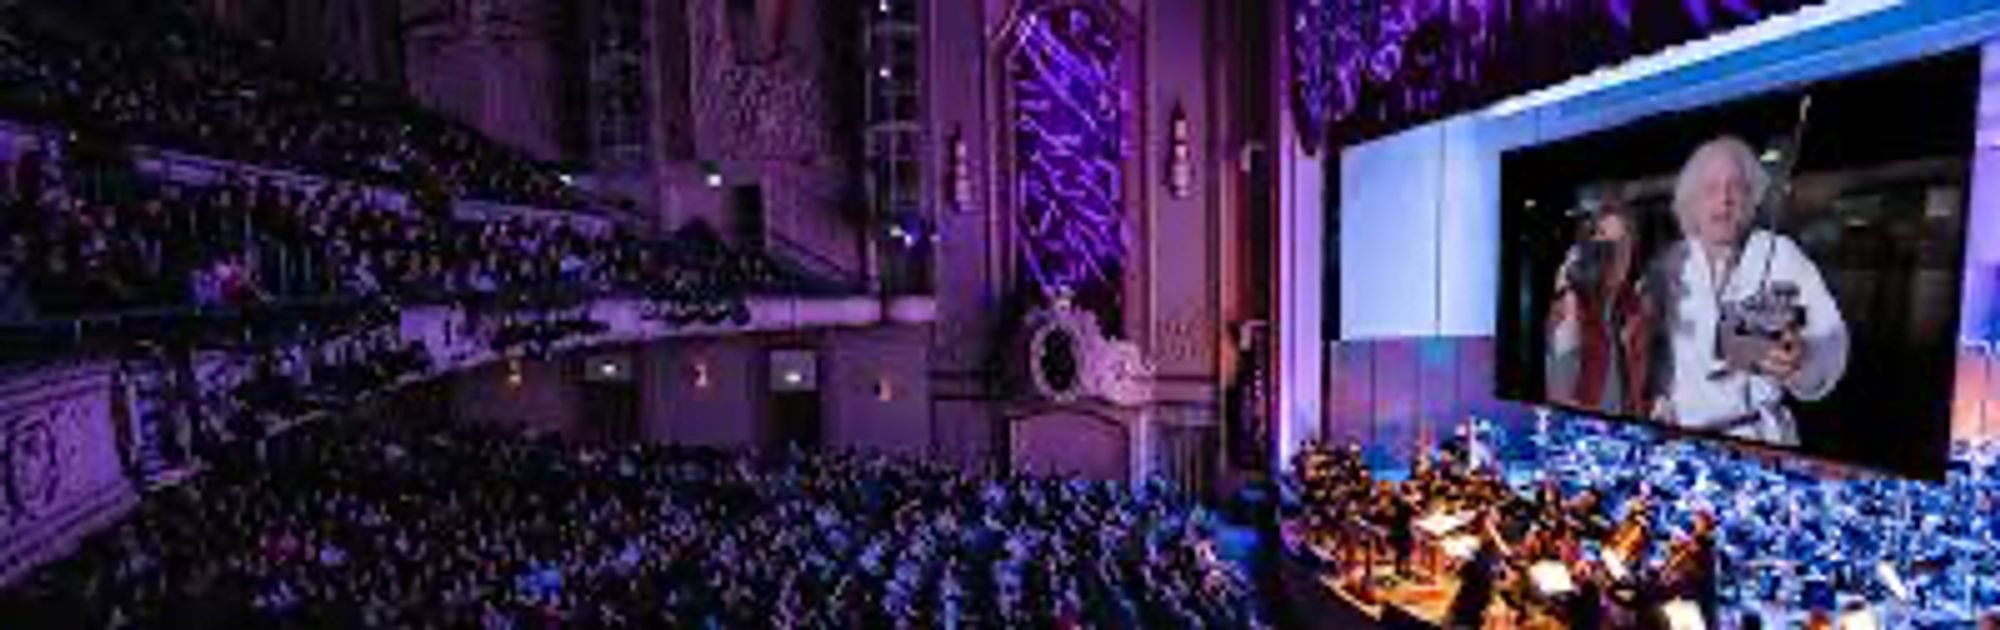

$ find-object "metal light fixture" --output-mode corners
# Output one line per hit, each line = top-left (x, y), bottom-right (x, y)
(1167, 104), (1193, 199)
(947, 129), (973, 212)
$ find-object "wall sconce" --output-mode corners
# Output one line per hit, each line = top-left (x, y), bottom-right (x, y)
(692, 361), (711, 389)
(1167, 105), (1194, 199)
(701, 160), (724, 188)
(506, 359), (524, 388)
(947, 129), (973, 212)
(875, 377), (895, 402)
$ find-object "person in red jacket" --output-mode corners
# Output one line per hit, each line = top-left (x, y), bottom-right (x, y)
(1547, 191), (1655, 418)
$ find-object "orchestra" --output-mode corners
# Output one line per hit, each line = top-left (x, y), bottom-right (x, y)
(1290, 435), (1721, 629)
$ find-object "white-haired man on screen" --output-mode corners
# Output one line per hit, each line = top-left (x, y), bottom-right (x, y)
(1649, 136), (1848, 446)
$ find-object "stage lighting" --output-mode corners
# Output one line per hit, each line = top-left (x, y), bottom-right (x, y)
(1485, 0), (1905, 117)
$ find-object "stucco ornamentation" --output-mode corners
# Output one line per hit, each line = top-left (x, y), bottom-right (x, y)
(1024, 292), (1153, 407)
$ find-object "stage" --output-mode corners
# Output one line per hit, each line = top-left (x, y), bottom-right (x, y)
(1281, 417), (2000, 629)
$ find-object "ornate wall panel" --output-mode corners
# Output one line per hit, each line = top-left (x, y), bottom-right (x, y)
(0, 365), (138, 586)
(682, 0), (864, 272)
(400, 0), (568, 159)
(1288, 0), (1818, 146)
(1009, 406), (1131, 480)
(688, 0), (854, 162)
(1001, 0), (1135, 330)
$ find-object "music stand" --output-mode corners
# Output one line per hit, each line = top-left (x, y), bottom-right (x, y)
(1660, 599), (1707, 630)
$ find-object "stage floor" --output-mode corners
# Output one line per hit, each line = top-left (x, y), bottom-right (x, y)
(1282, 535), (1577, 630)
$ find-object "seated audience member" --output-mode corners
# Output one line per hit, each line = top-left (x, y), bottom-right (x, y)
(0, 233), (33, 321)
(0, 422), (1267, 629)
(1, 159), (783, 322)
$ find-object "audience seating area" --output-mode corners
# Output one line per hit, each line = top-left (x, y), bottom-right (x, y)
(1, 422), (1266, 629)
(0, 4), (1276, 629)
(0, 0), (577, 208)
(0, 161), (789, 324)
(0, 0), (861, 347)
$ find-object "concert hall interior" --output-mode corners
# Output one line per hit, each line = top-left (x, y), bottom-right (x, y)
(2, 0), (2000, 628)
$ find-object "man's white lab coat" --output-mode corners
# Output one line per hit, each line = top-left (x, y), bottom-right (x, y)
(1654, 230), (1849, 446)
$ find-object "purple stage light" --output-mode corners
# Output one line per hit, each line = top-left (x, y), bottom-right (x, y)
(1289, 0), (1815, 145)
(1009, 1), (1129, 323)
(1289, 0), (1336, 155)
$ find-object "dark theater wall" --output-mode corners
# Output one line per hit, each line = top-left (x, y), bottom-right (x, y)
(400, 0), (569, 160)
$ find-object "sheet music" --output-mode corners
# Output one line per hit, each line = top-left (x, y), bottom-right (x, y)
(1415, 512), (1473, 537)
(1528, 561), (1576, 595)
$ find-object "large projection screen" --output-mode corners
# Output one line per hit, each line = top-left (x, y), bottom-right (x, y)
(1495, 48), (1979, 478)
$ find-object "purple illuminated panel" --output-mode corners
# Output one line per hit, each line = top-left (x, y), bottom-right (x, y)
(1967, 42), (2000, 345)
(1289, 0), (1817, 145)
(1009, 2), (1128, 325)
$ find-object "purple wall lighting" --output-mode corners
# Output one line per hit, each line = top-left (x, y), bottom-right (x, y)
(1968, 42), (2000, 346)
(1288, 0), (1816, 145)
(1009, 0), (1129, 325)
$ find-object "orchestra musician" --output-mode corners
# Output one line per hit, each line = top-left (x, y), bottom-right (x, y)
(1446, 511), (1513, 629)
(1604, 494), (1655, 584)
(1378, 480), (1418, 578)
(1659, 511), (1720, 625)
(1566, 554), (1607, 630)
(1565, 488), (1613, 541)
(1534, 478), (1565, 522)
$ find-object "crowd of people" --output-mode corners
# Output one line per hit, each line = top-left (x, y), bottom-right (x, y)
(4, 423), (1266, 629)
(0, 0), (577, 208)
(120, 317), (434, 476)
(0, 149), (786, 323)
(0, 0), (831, 333)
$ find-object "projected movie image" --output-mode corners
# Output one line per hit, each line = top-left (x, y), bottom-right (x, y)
(1497, 49), (1978, 477)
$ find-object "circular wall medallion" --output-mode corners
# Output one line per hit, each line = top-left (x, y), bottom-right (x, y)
(7, 409), (63, 518)
(1029, 320), (1089, 403)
